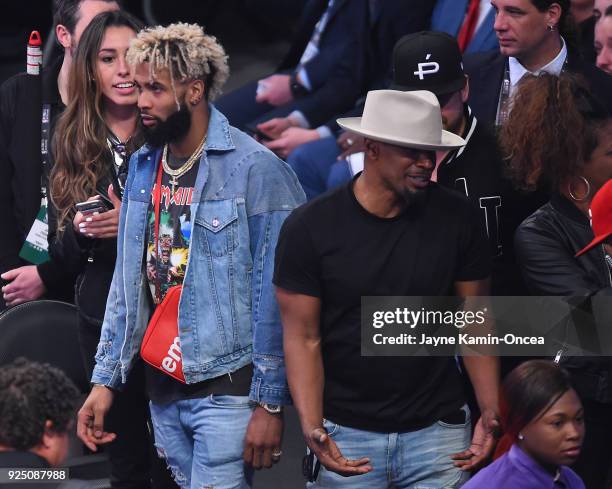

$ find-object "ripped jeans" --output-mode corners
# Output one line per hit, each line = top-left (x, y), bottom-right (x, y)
(149, 396), (254, 489)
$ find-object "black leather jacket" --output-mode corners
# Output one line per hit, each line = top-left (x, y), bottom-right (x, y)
(515, 193), (612, 403)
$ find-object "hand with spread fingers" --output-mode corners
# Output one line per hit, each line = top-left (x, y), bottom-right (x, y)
(243, 406), (284, 469)
(74, 185), (122, 240)
(451, 409), (500, 471)
(305, 426), (372, 477)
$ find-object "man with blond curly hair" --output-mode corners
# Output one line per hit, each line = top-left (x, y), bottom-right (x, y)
(76, 23), (305, 488)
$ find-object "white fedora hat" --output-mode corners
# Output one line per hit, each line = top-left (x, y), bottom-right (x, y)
(337, 90), (466, 151)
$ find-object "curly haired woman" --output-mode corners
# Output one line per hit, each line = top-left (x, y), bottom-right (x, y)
(504, 72), (612, 489)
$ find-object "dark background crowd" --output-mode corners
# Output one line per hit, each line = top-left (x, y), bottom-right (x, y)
(1, 1), (611, 488)
(0, 1), (308, 87)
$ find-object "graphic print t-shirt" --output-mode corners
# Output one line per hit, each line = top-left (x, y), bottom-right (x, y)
(146, 154), (197, 303)
(144, 153), (253, 403)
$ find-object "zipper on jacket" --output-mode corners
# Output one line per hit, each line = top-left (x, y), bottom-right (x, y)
(604, 246), (612, 286)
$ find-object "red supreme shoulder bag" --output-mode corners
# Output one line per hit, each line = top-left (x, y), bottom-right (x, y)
(139, 161), (186, 383)
(140, 285), (185, 383)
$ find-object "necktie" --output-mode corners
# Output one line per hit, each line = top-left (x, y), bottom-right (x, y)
(457, 0), (480, 52)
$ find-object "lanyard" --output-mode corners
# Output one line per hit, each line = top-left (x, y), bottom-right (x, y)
(40, 103), (52, 204)
(106, 137), (128, 200)
(495, 61), (511, 129)
(153, 160), (164, 304)
(496, 55), (569, 128)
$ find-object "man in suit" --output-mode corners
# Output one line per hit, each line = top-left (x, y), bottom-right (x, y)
(256, 0), (434, 160)
(431, 0), (499, 54)
(464, 0), (612, 129)
(215, 0), (368, 133)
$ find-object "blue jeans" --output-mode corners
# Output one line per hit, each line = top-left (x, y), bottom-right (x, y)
(150, 395), (254, 489)
(309, 407), (471, 488)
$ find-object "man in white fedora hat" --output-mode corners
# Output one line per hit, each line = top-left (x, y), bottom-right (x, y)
(273, 89), (500, 487)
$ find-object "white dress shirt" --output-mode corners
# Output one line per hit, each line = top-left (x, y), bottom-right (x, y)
(508, 37), (568, 96)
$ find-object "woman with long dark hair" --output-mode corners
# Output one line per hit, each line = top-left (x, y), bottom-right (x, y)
(505, 72), (612, 489)
(49, 11), (173, 489)
(463, 360), (585, 488)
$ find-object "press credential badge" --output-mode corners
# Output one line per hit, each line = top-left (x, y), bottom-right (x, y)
(19, 199), (50, 264)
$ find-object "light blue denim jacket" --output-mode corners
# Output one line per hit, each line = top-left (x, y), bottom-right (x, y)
(91, 106), (306, 405)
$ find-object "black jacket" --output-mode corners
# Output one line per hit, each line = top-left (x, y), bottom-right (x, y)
(438, 109), (503, 255)
(515, 194), (612, 296)
(464, 49), (612, 129)
(46, 170), (118, 325)
(437, 109), (513, 295)
(0, 58), (75, 308)
(515, 194), (612, 402)
(436, 107), (547, 295)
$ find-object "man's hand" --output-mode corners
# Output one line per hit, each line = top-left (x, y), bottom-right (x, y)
(243, 406), (284, 469)
(256, 118), (295, 140)
(305, 426), (372, 477)
(451, 409), (500, 471)
(1, 266), (46, 307)
(264, 128), (320, 159)
(337, 132), (365, 160)
(255, 75), (293, 106)
(75, 185), (122, 239)
(77, 385), (116, 451)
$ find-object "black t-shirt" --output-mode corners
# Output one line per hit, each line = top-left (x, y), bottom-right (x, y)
(144, 152), (251, 403)
(273, 178), (491, 432)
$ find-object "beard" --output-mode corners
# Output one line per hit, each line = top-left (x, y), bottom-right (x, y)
(142, 103), (192, 148)
(442, 115), (463, 136)
(399, 186), (429, 208)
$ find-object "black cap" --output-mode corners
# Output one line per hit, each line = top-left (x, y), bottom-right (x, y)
(391, 31), (466, 96)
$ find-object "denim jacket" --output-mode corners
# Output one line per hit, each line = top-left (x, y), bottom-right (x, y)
(91, 106), (306, 405)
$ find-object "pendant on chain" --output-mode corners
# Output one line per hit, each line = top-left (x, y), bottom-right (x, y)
(169, 177), (178, 195)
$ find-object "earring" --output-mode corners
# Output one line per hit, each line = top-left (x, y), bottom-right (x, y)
(191, 98), (201, 106)
(568, 176), (592, 202)
(547, 24), (556, 31)
(518, 433), (525, 440)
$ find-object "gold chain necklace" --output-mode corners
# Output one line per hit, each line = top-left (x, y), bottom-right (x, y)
(162, 134), (207, 193)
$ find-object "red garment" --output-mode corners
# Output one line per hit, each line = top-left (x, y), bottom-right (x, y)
(457, 0), (480, 52)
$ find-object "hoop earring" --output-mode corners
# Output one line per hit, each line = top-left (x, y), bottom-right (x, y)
(568, 176), (592, 202)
